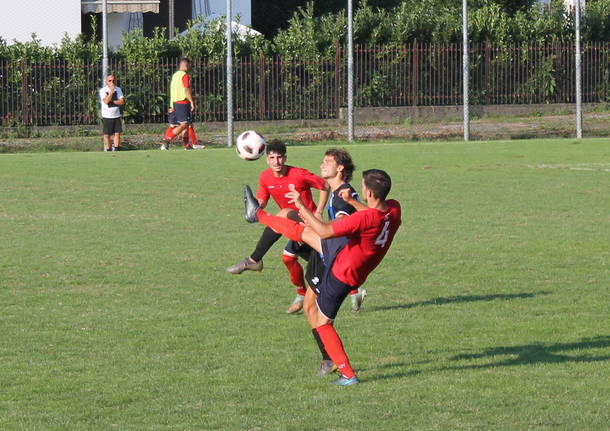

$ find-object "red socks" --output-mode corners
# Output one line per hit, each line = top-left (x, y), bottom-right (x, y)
(163, 126), (176, 141)
(256, 209), (304, 243)
(281, 254), (306, 295)
(188, 126), (197, 145)
(182, 133), (190, 148)
(316, 324), (355, 379)
(165, 126), (195, 148)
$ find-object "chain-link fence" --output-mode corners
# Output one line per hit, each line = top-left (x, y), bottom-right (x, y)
(2, 42), (609, 127)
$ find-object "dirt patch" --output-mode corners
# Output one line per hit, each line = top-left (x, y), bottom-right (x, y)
(1, 112), (608, 153)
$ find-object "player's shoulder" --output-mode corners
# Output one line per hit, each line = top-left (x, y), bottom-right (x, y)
(386, 199), (401, 209)
(259, 168), (273, 179)
(288, 165), (317, 178)
(385, 199), (402, 218)
(338, 182), (358, 197)
(287, 165), (307, 174)
(336, 182), (353, 192)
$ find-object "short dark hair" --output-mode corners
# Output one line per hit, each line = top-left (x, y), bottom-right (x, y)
(362, 169), (392, 200)
(180, 57), (191, 64)
(325, 148), (355, 182)
(266, 139), (286, 156)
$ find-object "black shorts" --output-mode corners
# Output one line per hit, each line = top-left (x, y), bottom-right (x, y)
(102, 117), (122, 135)
(283, 240), (311, 261)
(305, 249), (324, 289)
(168, 111), (178, 126)
(313, 236), (355, 320)
(173, 102), (192, 124)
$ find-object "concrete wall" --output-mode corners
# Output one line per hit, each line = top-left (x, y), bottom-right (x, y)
(339, 104), (601, 124)
(0, 0), (81, 45)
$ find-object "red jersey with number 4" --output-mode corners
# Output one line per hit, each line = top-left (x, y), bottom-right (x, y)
(257, 166), (326, 212)
(330, 199), (402, 287)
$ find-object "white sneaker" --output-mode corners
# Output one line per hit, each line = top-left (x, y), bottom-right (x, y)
(192, 144), (205, 150)
(160, 144), (168, 150)
(287, 295), (305, 314)
(350, 288), (367, 312)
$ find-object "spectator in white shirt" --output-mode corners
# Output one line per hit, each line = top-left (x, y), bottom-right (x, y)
(99, 75), (125, 151)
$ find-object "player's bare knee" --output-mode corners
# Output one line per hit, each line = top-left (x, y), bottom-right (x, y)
(314, 315), (332, 328)
(276, 208), (291, 218)
(286, 210), (301, 222)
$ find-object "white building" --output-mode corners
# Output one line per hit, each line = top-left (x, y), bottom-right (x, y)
(0, 0), (83, 46)
(0, 0), (252, 48)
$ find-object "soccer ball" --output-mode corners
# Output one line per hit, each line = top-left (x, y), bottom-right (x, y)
(236, 130), (266, 161)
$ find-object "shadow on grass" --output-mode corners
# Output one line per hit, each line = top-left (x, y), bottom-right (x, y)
(372, 291), (550, 312)
(365, 336), (610, 381)
(365, 369), (422, 382)
(446, 336), (610, 370)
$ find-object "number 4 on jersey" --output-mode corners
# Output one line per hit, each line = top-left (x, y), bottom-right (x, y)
(375, 220), (391, 248)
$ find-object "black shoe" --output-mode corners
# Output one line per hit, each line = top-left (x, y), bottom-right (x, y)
(244, 185), (260, 223)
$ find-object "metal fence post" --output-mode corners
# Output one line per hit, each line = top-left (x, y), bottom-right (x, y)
(412, 39), (418, 106)
(485, 41), (491, 104)
(20, 59), (30, 126)
(258, 52), (265, 121)
(334, 41), (341, 119)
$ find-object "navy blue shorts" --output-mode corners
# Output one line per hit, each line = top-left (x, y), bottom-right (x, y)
(313, 236), (354, 320)
(283, 240), (311, 261)
(173, 102), (191, 124)
(168, 110), (178, 126)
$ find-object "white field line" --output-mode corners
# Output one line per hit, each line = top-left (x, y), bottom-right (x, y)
(526, 163), (610, 172)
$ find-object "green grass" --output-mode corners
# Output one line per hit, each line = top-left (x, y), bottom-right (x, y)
(1, 139), (609, 430)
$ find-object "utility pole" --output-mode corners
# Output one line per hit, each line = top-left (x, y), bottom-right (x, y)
(462, 0), (470, 141)
(102, 0), (108, 83)
(347, 0), (354, 141)
(226, 0), (233, 146)
(575, 0), (583, 138)
(169, 0), (175, 39)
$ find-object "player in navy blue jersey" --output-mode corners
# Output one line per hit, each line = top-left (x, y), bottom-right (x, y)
(302, 149), (368, 375)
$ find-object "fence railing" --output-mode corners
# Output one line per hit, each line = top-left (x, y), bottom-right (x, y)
(1, 42), (610, 127)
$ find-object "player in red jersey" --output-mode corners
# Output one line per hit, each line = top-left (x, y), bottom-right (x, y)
(242, 168), (402, 385)
(227, 140), (330, 313)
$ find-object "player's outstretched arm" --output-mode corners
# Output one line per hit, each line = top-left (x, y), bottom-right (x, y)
(286, 191), (335, 239)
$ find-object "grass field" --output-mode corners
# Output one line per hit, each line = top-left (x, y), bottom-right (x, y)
(1, 139), (609, 430)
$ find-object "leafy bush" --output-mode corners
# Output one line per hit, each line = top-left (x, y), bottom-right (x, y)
(3, 0), (610, 127)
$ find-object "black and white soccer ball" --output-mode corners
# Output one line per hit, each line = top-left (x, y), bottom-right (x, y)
(235, 130), (266, 161)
